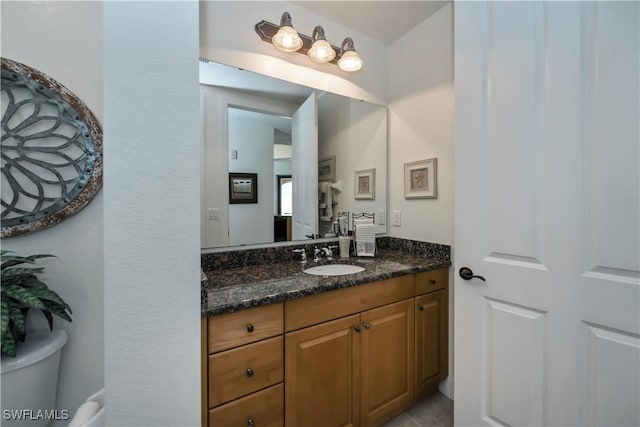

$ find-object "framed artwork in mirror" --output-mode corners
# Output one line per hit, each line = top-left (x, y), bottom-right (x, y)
(354, 168), (375, 200)
(229, 173), (258, 204)
(404, 158), (437, 199)
(318, 155), (336, 182)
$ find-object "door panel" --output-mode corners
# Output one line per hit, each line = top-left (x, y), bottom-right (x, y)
(291, 92), (318, 241)
(285, 314), (360, 427)
(485, 299), (546, 427)
(360, 299), (414, 426)
(455, 2), (639, 426)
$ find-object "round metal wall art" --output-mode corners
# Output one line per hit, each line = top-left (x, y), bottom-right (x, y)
(1, 57), (103, 238)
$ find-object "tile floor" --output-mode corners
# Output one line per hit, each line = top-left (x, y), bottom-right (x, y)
(382, 393), (453, 427)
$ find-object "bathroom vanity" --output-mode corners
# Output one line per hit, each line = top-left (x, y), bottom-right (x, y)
(201, 238), (450, 427)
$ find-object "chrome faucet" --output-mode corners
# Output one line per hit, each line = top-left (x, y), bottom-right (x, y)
(322, 245), (338, 261)
(292, 248), (307, 264)
(313, 246), (322, 262)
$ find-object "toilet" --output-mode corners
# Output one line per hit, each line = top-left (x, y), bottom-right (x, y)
(1, 329), (67, 427)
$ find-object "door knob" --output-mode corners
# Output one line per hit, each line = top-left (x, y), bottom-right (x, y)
(459, 267), (486, 282)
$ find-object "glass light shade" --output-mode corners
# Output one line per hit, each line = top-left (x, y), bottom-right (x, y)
(338, 50), (363, 72)
(308, 39), (336, 63)
(272, 26), (303, 52)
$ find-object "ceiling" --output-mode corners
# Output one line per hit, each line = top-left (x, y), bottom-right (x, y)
(290, 1), (450, 45)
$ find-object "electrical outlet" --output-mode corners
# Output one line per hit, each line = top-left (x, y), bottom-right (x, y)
(392, 210), (401, 227)
(207, 208), (219, 220)
(231, 150), (238, 160)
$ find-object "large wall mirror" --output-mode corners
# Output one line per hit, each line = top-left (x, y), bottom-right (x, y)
(200, 59), (387, 249)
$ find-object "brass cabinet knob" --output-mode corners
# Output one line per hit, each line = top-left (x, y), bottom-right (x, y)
(353, 325), (361, 333)
(246, 368), (254, 377)
(247, 418), (255, 427)
(418, 305), (424, 311)
(363, 322), (371, 330)
(246, 323), (254, 333)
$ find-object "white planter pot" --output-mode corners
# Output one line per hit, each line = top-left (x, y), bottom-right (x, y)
(1, 329), (67, 427)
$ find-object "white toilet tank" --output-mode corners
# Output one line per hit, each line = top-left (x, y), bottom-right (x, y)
(1, 329), (68, 427)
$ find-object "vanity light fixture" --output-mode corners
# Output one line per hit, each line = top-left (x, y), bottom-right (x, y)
(254, 13), (362, 72)
(271, 12), (303, 52)
(337, 37), (363, 72)
(308, 26), (336, 63)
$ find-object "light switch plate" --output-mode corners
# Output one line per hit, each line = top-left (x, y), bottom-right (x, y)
(377, 209), (385, 225)
(392, 210), (401, 227)
(207, 208), (219, 220)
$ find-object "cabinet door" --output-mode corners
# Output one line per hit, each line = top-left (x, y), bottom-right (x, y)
(415, 290), (448, 398)
(360, 299), (415, 426)
(285, 314), (361, 427)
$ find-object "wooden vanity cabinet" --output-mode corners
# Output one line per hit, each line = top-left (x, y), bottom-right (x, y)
(202, 303), (284, 427)
(202, 268), (449, 427)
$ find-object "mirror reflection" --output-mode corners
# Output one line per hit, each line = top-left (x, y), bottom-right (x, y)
(200, 60), (387, 249)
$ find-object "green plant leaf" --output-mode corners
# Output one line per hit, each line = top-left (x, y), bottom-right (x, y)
(9, 305), (25, 336)
(1, 330), (16, 357)
(1, 300), (8, 337)
(28, 287), (70, 309)
(43, 310), (54, 331)
(20, 278), (49, 290)
(2, 285), (47, 310)
(2, 267), (45, 276)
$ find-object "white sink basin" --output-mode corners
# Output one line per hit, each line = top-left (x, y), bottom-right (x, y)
(303, 264), (365, 276)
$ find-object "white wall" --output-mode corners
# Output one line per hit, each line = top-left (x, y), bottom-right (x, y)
(103, 2), (201, 425)
(0, 3), (104, 424)
(199, 1), (388, 105)
(228, 113), (275, 245)
(388, 3), (454, 246)
(387, 3), (455, 399)
(318, 95), (387, 234)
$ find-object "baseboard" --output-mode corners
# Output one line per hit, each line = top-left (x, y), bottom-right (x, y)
(439, 375), (454, 400)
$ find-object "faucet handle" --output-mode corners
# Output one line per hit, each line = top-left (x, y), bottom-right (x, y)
(292, 248), (307, 264)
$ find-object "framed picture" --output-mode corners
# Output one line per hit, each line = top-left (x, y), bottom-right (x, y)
(229, 173), (258, 204)
(354, 168), (375, 200)
(404, 158), (437, 199)
(318, 155), (336, 182)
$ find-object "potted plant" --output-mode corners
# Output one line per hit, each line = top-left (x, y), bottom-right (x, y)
(1, 250), (72, 357)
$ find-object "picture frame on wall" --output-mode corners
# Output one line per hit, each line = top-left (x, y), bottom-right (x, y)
(318, 155), (336, 182)
(229, 173), (258, 204)
(354, 168), (375, 200)
(404, 158), (437, 199)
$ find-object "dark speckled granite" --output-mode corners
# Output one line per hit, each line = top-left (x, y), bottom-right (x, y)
(377, 237), (450, 259)
(201, 238), (451, 316)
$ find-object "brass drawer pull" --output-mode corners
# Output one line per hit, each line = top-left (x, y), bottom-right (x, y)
(246, 323), (254, 333)
(246, 368), (254, 377)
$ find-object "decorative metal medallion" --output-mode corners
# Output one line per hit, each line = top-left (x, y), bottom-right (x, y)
(1, 58), (103, 238)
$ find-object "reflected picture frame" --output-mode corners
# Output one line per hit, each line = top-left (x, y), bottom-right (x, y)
(404, 158), (437, 199)
(318, 155), (336, 182)
(354, 168), (375, 200)
(229, 172), (258, 204)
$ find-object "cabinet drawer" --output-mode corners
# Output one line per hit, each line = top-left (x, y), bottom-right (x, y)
(285, 275), (414, 332)
(415, 269), (448, 295)
(209, 303), (283, 353)
(209, 383), (283, 427)
(209, 336), (283, 407)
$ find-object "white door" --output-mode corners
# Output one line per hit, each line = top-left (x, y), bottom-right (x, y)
(454, 2), (639, 426)
(292, 92), (318, 240)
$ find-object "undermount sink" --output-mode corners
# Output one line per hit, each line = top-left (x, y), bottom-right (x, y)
(303, 264), (365, 276)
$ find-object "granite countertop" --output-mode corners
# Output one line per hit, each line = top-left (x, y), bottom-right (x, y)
(202, 249), (450, 316)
